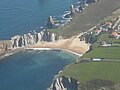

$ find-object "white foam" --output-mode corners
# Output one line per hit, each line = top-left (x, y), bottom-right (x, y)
(62, 11), (72, 20)
(26, 48), (52, 50)
(26, 48), (82, 57)
(4, 53), (14, 57)
(55, 23), (60, 27)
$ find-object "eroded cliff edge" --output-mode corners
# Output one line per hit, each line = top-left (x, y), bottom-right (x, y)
(48, 76), (79, 90)
(0, 30), (61, 59)
(10, 30), (61, 49)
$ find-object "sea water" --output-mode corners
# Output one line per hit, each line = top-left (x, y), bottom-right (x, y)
(0, 0), (89, 89)
(0, 50), (77, 90)
(0, 0), (78, 40)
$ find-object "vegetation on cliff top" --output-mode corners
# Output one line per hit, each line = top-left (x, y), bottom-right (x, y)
(60, 8), (120, 87)
(60, 62), (120, 83)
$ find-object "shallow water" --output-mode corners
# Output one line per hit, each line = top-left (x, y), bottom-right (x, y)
(0, 50), (76, 90)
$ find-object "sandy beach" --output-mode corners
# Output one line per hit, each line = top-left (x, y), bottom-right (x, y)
(29, 0), (120, 56)
(29, 34), (90, 55)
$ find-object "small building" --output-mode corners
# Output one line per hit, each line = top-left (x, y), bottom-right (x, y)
(92, 58), (102, 61)
(105, 21), (113, 28)
(94, 30), (102, 35)
(111, 31), (118, 38)
(101, 26), (109, 32)
(110, 31), (120, 39)
(100, 41), (112, 47)
(116, 32), (120, 39)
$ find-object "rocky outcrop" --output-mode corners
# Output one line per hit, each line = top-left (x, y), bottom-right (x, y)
(94, 0), (99, 3)
(64, 4), (76, 19)
(48, 76), (79, 90)
(11, 30), (60, 49)
(0, 40), (11, 57)
(0, 41), (7, 56)
(70, 4), (76, 16)
(46, 16), (55, 28)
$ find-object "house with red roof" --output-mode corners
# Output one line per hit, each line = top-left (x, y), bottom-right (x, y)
(94, 30), (102, 35)
(110, 31), (120, 39)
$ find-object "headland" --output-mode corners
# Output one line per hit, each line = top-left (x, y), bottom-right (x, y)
(1, 0), (120, 60)
(0, 0), (120, 89)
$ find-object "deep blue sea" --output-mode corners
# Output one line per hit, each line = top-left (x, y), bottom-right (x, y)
(0, 0), (78, 40)
(0, 50), (76, 90)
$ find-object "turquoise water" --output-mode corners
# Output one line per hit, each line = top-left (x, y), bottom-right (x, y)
(0, 0), (78, 40)
(0, 50), (76, 90)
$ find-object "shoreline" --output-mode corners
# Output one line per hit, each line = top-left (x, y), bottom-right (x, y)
(29, 33), (90, 55)
(1, 0), (120, 59)
(26, 47), (83, 57)
(0, 0), (120, 89)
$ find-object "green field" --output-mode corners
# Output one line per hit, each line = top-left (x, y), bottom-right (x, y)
(82, 47), (120, 59)
(61, 62), (120, 83)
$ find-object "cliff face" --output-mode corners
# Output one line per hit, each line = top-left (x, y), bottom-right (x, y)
(70, 4), (76, 16)
(11, 30), (60, 49)
(49, 76), (79, 90)
(46, 16), (55, 29)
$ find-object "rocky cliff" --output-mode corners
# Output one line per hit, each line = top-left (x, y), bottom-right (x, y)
(70, 4), (76, 16)
(48, 76), (79, 90)
(46, 16), (55, 29)
(11, 30), (60, 49)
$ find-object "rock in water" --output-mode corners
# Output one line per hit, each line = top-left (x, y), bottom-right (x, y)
(70, 4), (76, 16)
(46, 16), (55, 29)
(94, 0), (99, 2)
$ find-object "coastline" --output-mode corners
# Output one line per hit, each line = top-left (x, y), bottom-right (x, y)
(1, 0), (120, 60)
(0, 48), (25, 60)
(28, 33), (90, 55)
(26, 47), (83, 57)
(0, 0), (120, 89)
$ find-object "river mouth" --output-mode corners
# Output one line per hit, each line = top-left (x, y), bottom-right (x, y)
(0, 50), (77, 90)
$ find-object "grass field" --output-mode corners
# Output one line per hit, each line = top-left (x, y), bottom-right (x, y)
(82, 47), (120, 59)
(61, 62), (120, 83)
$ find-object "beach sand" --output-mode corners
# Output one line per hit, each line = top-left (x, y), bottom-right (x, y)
(30, 0), (120, 56)
(30, 34), (90, 55)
